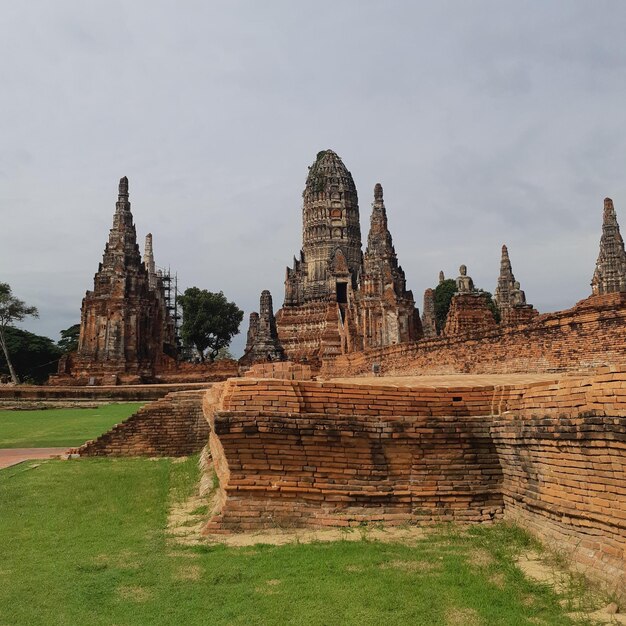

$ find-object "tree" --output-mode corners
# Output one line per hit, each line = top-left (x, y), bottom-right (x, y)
(0, 283), (39, 384)
(433, 279), (457, 334)
(0, 327), (62, 384)
(178, 288), (243, 362)
(58, 323), (80, 353)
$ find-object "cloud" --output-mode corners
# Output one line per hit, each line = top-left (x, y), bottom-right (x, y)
(1, 1), (626, 357)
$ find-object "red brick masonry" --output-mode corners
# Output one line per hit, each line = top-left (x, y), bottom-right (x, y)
(203, 373), (625, 596)
(69, 389), (209, 457)
(321, 293), (626, 376)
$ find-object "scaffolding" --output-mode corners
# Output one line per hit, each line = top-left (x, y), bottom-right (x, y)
(159, 267), (182, 352)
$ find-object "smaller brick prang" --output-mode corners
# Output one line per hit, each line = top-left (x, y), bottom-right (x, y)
(591, 197), (626, 295)
(240, 291), (285, 365)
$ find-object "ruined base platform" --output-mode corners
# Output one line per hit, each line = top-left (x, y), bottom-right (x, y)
(202, 371), (626, 597)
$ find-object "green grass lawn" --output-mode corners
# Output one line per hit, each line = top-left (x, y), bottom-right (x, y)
(0, 455), (592, 626)
(0, 403), (144, 448)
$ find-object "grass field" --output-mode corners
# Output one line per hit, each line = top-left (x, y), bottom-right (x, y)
(0, 455), (594, 626)
(0, 403), (144, 448)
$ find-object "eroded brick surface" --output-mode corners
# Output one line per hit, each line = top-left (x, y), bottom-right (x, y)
(69, 390), (209, 457)
(202, 374), (626, 596)
(322, 292), (626, 377)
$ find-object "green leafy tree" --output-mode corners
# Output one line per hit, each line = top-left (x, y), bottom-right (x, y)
(58, 323), (80, 353)
(0, 327), (61, 384)
(0, 283), (39, 383)
(178, 288), (243, 362)
(433, 279), (457, 334)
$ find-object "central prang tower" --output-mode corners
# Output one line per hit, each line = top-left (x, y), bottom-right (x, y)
(285, 150), (363, 305)
(273, 149), (421, 366)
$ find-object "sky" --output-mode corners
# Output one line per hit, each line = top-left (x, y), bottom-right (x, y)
(2, 1), (626, 357)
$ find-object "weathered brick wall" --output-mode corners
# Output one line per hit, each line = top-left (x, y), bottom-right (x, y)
(0, 382), (208, 403)
(69, 389), (209, 457)
(202, 374), (626, 596)
(492, 414), (625, 594)
(50, 357), (238, 386)
(322, 293), (626, 376)
(443, 293), (497, 337)
(203, 379), (504, 532)
(491, 372), (626, 594)
(242, 362), (314, 380)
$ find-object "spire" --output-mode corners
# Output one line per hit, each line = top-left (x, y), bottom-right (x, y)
(494, 244), (532, 323)
(104, 176), (142, 274)
(118, 176), (129, 200)
(239, 290), (285, 365)
(439, 271), (445, 284)
(365, 183), (394, 257)
(421, 288), (437, 338)
(500, 244), (512, 278)
(494, 244), (516, 308)
(591, 197), (626, 295)
(144, 233), (157, 290)
(242, 312), (260, 360)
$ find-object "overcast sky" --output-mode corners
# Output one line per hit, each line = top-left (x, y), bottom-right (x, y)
(2, 1), (626, 357)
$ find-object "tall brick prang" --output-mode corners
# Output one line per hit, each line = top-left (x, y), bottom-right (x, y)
(276, 151), (419, 364)
(57, 177), (175, 384)
(591, 197), (626, 295)
(283, 150), (362, 306)
(359, 184), (421, 347)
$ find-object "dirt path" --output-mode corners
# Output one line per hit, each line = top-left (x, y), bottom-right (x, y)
(0, 448), (67, 470)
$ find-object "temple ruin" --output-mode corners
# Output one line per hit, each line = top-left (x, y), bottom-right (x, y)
(493, 245), (537, 325)
(45, 167), (626, 599)
(240, 290), (285, 365)
(443, 265), (497, 337)
(421, 288), (437, 339)
(55, 177), (177, 384)
(592, 197), (626, 295)
(269, 150), (420, 365)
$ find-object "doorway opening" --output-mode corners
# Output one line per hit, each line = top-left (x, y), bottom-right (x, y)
(336, 282), (347, 304)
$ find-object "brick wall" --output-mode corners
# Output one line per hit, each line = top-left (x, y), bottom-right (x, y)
(492, 414), (625, 593)
(243, 362), (314, 380)
(491, 372), (626, 594)
(322, 293), (626, 377)
(0, 382), (209, 403)
(202, 374), (626, 596)
(69, 389), (209, 457)
(203, 379), (505, 533)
